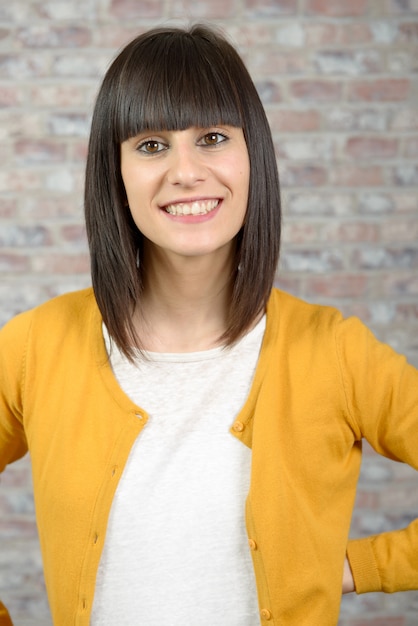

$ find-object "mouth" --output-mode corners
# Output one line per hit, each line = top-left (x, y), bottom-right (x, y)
(163, 199), (220, 216)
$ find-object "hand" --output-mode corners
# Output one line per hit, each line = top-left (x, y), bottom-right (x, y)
(342, 556), (355, 594)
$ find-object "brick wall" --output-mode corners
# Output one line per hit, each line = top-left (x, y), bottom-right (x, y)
(1, 1), (417, 624)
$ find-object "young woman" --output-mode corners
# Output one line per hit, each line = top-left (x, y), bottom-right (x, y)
(1, 24), (417, 626)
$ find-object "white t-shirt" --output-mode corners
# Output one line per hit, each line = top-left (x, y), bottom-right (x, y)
(90, 317), (266, 625)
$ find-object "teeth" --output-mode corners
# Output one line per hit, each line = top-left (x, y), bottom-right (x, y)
(165, 199), (219, 216)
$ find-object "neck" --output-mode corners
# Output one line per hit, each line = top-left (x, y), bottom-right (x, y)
(135, 247), (236, 352)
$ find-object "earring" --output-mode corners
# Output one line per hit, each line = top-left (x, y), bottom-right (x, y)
(136, 249), (140, 269)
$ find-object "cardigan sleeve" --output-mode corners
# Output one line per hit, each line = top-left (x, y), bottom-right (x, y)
(335, 316), (418, 594)
(0, 311), (32, 473)
(0, 600), (14, 626)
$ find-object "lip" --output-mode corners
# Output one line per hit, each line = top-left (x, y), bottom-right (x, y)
(160, 197), (222, 218)
(160, 196), (222, 208)
(160, 197), (222, 223)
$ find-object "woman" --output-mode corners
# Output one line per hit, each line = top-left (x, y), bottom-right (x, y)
(0, 24), (417, 626)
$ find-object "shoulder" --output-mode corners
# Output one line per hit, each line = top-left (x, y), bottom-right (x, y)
(266, 288), (403, 367)
(30, 287), (95, 323)
(0, 288), (97, 347)
(267, 288), (344, 334)
(265, 288), (378, 361)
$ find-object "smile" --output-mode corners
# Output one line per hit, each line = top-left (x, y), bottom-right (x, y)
(164, 199), (220, 216)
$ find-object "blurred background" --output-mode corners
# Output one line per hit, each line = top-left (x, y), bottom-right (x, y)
(0, 0), (417, 624)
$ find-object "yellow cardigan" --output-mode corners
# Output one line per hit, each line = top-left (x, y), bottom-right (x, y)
(1, 288), (418, 625)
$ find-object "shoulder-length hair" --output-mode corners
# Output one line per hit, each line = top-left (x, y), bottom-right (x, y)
(84, 23), (281, 360)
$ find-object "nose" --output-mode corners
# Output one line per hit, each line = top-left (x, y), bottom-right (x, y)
(166, 142), (207, 187)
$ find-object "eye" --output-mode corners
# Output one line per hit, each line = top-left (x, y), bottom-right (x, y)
(200, 132), (228, 146)
(136, 139), (166, 154)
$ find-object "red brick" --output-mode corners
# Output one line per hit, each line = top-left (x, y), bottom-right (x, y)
(348, 79), (410, 101)
(394, 303), (418, 323)
(95, 25), (148, 48)
(0, 198), (16, 217)
(0, 86), (23, 107)
(244, 0), (298, 15)
(305, 275), (369, 298)
(273, 274), (303, 295)
(0, 27), (9, 41)
(282, 223), (318, 243)
(0, 171), (44, 192)
(393, 192), (418, 212)
(0, 54), (49, 78)
(0, 253), (29, 272)
(404, 137), (418, 157)
(381, 485), (418, 509)
(28, 85), (88, 107)
(59, 224), (87, 247)
(354, 491), (380, 508)
(14, 140), (67, 164)
(280, 163), (328, 187)
(20, 196), (80, 218)
(110, 0), (164, 18)
(380, 217), (418, 241)
(268, 109), (321, 132)
(398, 21), (418, 40)
(31, 253), (90, 274)
(17, 26), (92, 48)
(0, 111), (44, 139)
(248, 49), (306, 74)
(69, 140), (88, 162)
(304, 23), (338, 45)
(174, 0), (241, 17)
(306, 0), (368, 16)
(333, 165), (384, 186)
(320, 221), (379, 243)
(337, 23), (373, 44)
(290, 79), (342, 102)
(345, 137), (399, 159)
(0, 519), (38, 539)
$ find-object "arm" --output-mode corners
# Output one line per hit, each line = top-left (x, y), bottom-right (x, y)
(0, 314), (32, 625)
(336, 316), (418, 594)
(342, 557), (355, 594)
(0, 312), (31, 472)
(0, 601), (13, 626)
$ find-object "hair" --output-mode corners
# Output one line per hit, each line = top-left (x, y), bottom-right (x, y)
(84, 23), (281, 360)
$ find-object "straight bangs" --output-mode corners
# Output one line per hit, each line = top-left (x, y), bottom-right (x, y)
(113, 30), (244, 142)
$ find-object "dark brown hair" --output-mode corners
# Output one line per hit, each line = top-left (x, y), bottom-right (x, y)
(84, 24), (281, 359)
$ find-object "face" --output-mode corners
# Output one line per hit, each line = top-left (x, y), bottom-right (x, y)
(120, 125), (250, 264)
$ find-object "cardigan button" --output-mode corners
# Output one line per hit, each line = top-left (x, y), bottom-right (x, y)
(232, 420), (245, 432)
(260, 608), (272, 620)
(248, 538), (257, 550)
